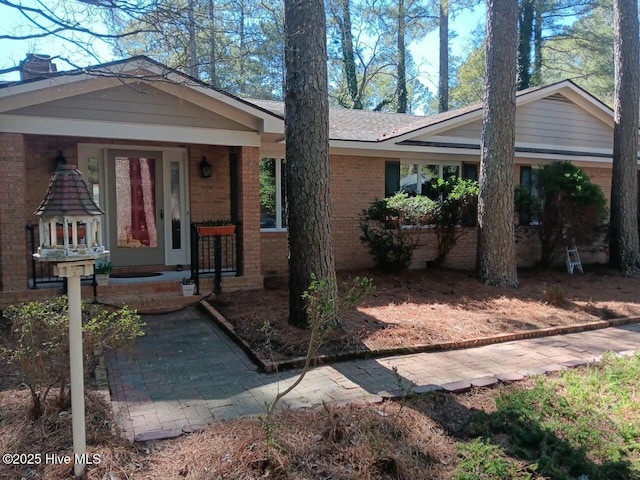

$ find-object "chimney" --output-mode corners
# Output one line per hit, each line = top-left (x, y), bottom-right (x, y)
(19, 54), (57, 81)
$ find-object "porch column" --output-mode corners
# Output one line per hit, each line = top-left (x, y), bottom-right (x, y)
(0, 133), (28, 291)
(236, 147), (262, 283)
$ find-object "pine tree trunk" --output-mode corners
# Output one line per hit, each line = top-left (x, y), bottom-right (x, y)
(518, 0), (534, 90)
(208, 0), (218, 87)
(284, 0), (338, 328)
(338, 0), (361, 109)
(477, 0), (519, 287)
(187, 0), (198, 78)
(438, 0), (449, 112)
(532, 0), (543, 85)
(610, 0), (640, 273)
(397, 0), (407, 113)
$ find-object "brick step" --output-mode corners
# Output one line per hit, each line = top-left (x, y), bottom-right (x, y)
(96, 291), (206, 313)
(91, 281), (183, 296)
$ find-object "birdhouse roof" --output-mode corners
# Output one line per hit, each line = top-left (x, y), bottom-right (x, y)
(34, 165), (104, 218)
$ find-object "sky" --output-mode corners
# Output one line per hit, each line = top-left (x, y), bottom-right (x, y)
(0, 0), (485, 91)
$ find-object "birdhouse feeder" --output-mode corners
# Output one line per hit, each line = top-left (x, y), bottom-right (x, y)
(33, 164), (108, 479)
(33, 164), (106, 260)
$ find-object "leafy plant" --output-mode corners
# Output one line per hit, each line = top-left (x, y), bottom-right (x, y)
(182, 277), (195, 285)
(265, 276), (373, 418)
(455, 438), (535, 480)
(431, 177), (480, 265)
(1, 297), (145, 419)
(94, 260), (113, 275)
(359, 192), (436, 272)
(466, 353), (640, 479)
(201, 218), (233, 226)
(543, 283), (565, 306)
(515, 162), (607, 266)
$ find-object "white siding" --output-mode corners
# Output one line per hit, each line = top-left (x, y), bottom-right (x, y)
(8, 84), (251, 131)
(515, 97), (612, 149)
(420, 97), (614, 150)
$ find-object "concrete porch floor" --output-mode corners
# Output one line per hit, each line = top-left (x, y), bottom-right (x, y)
(22, 271), (240, 313)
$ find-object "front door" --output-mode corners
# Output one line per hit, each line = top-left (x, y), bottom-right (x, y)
(107, 150), (165, 266)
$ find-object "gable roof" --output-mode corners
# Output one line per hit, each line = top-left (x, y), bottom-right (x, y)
(1, 55), (615, 148)
(0, 56), (284, 137)
(248, 80), (615, 145)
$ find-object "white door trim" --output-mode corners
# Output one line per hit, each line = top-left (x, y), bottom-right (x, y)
(78, 143), (190, 266)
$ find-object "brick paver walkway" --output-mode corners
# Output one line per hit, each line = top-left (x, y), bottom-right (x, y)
(106, 307), (640, 441)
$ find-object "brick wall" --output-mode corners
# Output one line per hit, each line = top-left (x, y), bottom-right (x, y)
(188, 145), (232, 222)
(0, 133), (28, 291)
(3, 133), (618, 291)
(238, 147), (262, 279)
(582, 166), (612, 207)
(331, 155), (386, 270)
(261, 154), (387, 275)
(261, 232), (288, 274)
(11, 134), (239, 291)
(261, 158), (614, 275)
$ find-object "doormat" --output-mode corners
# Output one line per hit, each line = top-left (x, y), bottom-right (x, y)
(109, 272), (163, 279)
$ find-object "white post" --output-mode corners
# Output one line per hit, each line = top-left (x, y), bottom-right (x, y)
(50, 220), (57, 247)
(63, 217), (70, 252)
(67, 272), (86, 478)
(71, 221), (78, 249)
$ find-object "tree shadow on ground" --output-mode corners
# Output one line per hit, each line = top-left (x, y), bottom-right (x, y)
(406, 387), (636, 480)
(218, 266), (640, 363)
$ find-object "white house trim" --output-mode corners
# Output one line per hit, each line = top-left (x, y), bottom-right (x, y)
(0, 114), (261, 146)
(0, 57), (284, 134)
(381, 81), (615, 145)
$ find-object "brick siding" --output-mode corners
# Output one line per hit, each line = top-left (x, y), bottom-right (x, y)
(261, 157), (613, 274)
(0, 132), (616, 296)
(0, 133), (28, 291)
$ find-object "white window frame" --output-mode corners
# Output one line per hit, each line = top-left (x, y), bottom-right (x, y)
(260, 157), (287, 232)
(400, 161), (462, 195)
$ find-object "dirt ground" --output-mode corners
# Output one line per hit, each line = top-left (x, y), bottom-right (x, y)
(214, 265), (640, 361)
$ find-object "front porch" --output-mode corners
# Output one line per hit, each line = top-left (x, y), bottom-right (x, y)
(4, 270), (253, 314)
(18, 220), (257, 312)
(0, 133), (265, 310)
(0, 59), (286, 310)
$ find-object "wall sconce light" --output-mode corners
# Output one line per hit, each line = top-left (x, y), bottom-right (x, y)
(200, 156), (212, 178)
(55, 150), (67, 170)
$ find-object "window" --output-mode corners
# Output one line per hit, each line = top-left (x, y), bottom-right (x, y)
(260, 158), (287, 229)
(462, 163), (478, 182)
(78, 147), (104, 208)
(398, 162), (461, 200)
(518, 166), (538, 225)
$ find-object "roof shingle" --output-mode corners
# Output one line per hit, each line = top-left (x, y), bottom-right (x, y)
(34, 165), (104, 218)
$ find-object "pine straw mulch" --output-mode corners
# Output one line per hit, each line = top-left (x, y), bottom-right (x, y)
(0, 329), (508, 480)
(0, 323), (518, 480)
(1, 371), (512, 479)
(0, 387), (148, 480)
(141, 389), (514, 480)
(213, 265), (640, 361)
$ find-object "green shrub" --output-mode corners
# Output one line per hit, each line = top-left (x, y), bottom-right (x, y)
(516, 162), (607, 266)
(431, 177), (479, 264)
(359, 193), (436, 272)
(1, 297), (145, 419)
